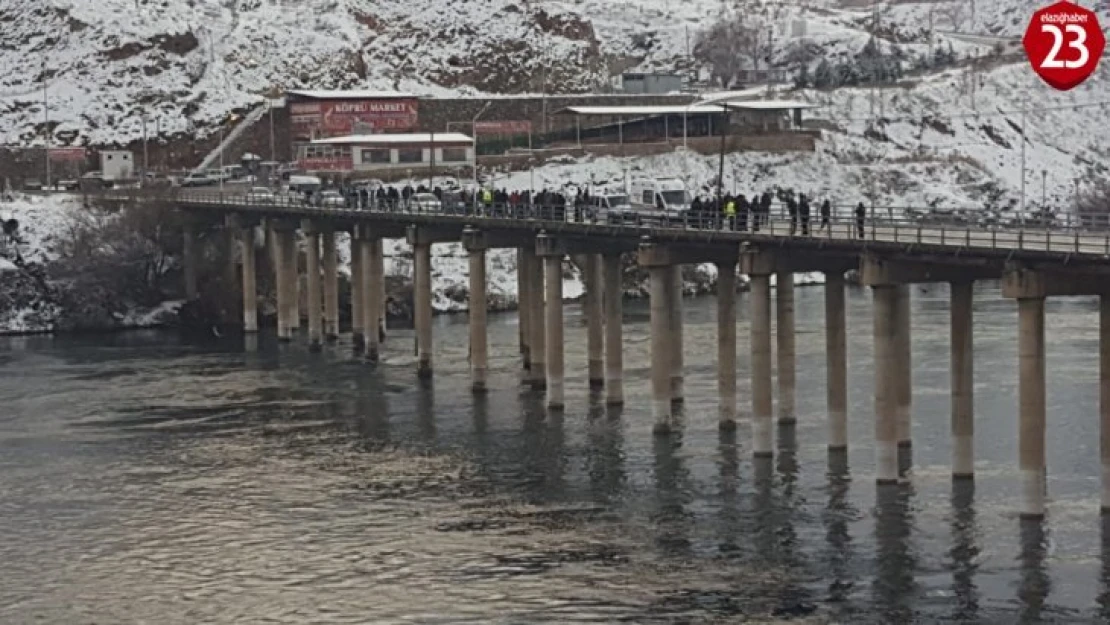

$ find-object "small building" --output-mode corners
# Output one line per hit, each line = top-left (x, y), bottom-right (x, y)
(302, 133), (475, 174)
(622, 73), (684, 94)
(100, 150), (134, 181)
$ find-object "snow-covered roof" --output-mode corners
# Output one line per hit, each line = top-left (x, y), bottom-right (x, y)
(286, 90), (418, 100)
(723, 100), (820, 111)
(557, 105), (725, 116)
(312, 133), (473, 145)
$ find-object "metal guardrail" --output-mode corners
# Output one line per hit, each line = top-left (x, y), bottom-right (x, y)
(96, 190), (1110, 258)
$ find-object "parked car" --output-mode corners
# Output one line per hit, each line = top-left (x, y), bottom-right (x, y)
(589, 193), (636, 224)
(23, 179), (42, 191)
(181, 172), (215, 187)
(245, 187), (275, 203)
(58, 179), (79, 191)
(411, 192), (442, 212)
(317, 190), (346, 208)
(79, 171), (109, 191)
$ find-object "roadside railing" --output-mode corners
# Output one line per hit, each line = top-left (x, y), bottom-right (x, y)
(95, 189), (1110, 256)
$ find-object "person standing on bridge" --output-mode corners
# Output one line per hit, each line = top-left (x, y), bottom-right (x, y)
(855, 202), (866, 238)
(737, 194), (750, 232)
(723, 195), (737, 231)
(819, 199), (831, 233)
(798, 193), (811, 236)
(481, 187), (493, 215)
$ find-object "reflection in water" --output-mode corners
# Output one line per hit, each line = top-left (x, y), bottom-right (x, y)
(1098, 516), (1110, 622)
(1018, 519), (1051, 622)
(873, 484), (917, 622)
(824, 451), (855, 607)
(949, 479), (980, 622)
(717, 428), (741, 556)
(416, 382), (435, 441)
(652, 435), (692, 557)
(584, 406), (625, 501)
(753, 454), (776, 565)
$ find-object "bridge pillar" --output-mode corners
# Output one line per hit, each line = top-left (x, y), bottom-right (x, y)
(951, 281), (974, 480)
(1017, 296), (1046, 518)
(751, 272), (774, 456)
(223, 215), (239, 321)
(895, 284), (913, 459)
(776, 270), (796, 425)
(669, 265), (684, 403)
(183, 223), (198, 300)
(538, 234), (565, 410)
(363, 235), (382, 362)
(1102, 295), (1110, 513)
(517, 248), (531, 367)
(350, 229), (365, 350)
(639, 241), (674, 433)
(585, 254), (604, 388)
(825, 271), (848, 451)
(528, 247), (546, 390)
(717, 260), (738, 430)
(303, 221), (323, 352)
(463, 228), (489, 393)
(272, 222), (297, 341)
(873, 284), (899, 484)
(240, 224), (258, 333)
(602, 253), (624, 406)
(374, 241), (387, 344)
(409, 234), (434, 380)
(322, 229), (339, 341)
(286, 230), (300, 333)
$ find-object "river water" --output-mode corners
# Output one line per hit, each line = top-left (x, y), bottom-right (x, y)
(3, 283), (1110, 624)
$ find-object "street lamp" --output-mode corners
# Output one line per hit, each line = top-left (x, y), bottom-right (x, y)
(471, 101), (493, 190)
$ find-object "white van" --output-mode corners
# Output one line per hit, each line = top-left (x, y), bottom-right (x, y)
(629, 178), (691, 222)
(588, 192), (636, 224)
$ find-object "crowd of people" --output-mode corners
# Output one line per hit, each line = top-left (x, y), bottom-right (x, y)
(317, 182), (871, 238)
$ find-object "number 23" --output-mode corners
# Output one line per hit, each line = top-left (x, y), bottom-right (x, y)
(1041, 23), (1090, 69)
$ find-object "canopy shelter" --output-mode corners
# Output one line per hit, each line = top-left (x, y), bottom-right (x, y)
(553, 104), (726, 146)
(720, 100), (821, 132)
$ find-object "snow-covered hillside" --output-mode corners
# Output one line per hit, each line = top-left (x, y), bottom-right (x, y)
(5, 0), (1096, 146)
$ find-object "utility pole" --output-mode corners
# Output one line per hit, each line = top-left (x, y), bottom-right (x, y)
(1019, 100), (1027, 226)
(141, 116), (149, 186)
(269, 96), (276, 163)
(42, 56), (51, 190)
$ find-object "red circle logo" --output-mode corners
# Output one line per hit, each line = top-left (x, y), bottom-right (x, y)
(1022, 1), (1105, 91)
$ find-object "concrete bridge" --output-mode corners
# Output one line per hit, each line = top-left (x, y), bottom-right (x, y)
(112, 191), (1110, 521)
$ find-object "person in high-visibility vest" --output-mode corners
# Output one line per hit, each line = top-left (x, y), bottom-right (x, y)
(724, 197), (737, 230)
(481, 188), (493, 215)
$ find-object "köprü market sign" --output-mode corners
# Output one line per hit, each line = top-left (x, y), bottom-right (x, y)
(291, 98), (419, 138)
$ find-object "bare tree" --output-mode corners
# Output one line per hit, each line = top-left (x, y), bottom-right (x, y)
(939, 0), (970, 33)
(1077, 177), (1110, 226)
(693, 12), (765, 88)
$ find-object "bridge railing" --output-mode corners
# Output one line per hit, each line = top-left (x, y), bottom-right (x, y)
(96, 189), (1110, 255)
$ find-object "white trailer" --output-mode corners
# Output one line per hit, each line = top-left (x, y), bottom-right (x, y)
(100, 150), (135, 181)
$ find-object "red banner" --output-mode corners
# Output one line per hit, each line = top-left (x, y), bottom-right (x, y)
(297, 156), (353, 172)
(473, 120), (532, 135)
(291, 99), (419, 139)
(48, 147), (87, 162)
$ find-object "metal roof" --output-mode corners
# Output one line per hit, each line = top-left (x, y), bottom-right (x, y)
(286, 89), (417, 100)
(723, 100), (820, 110)
(556, 105), (725, 116)
(311, 133), (473, 145)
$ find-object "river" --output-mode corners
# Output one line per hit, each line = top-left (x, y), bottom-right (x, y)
(2, 283), (1110, 623)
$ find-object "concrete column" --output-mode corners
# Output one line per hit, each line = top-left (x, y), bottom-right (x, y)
(240, 225), (258, 333)
(273, 228), (289, 340)
(895, 284), (912, 449)
(826, 272), (848, 450)
(717, 261), (738, 430)
(224, 218), (238, 315)
(544, 255), (565, 409)
(528, 249), (546, 390)
(951, 281), (974, 479)
(322, 230), (339, 341)
(363, 237), (381, 362)
(350, 232), (364, 348)
(518, 248), (531, 365)
(1102, 295), (1110, 513)
(669, 264), (684, 402)
(585, 254), (604, 388)
(304, 226), (323, 351)
(751, 273), (774, 456)
(1018, 296), (1046, 518)
(602, 253), (623, 406)
(776, 271), (796, 425)
(375, 244), (388, 341)
(873, 285), (899, 484)
(413, 242), (434, 379)
(287, 231), (300, 332)
(650, 265), (673, 433)
(183, 224), (198, 300)
(469, 242), (489, 393)
(278, 229), (298, 341)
